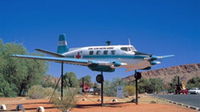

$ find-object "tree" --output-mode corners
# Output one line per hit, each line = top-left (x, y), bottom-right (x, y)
(167, 76), (179, 93)
(148, 78), (164, 93)
(63, 72), (79, 88)
(138, 78), (164, 93)
(138, 78), (150, 93)
(0, 40), (47, 96)
(18, 57), (47, 96)
(187, 77), (200, 89)
(41, 75), (58, 88)
(104, 78), (127, 97)
(0, 74), (17, 97)
(79, 75), (92, 87)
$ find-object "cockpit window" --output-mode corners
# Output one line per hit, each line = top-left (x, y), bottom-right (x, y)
(130, 47), (134, 51)
(121, 47), (128, 51)
(121, 47), (132, 51)
(121, 47), (134, 52)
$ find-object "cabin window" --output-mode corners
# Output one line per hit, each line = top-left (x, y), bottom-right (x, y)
(130, 47), (134, 51)
(111, 50), (116, 55)
(103, 50), (108, 55)
(121, 47), (128, 51)
(96, 50), (101, 55)
(89, 51), (94, 55)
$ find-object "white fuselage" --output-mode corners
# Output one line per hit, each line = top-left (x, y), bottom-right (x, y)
(62, 45), (150, 70)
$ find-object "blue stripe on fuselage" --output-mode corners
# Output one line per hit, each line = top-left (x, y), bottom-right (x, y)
(66, 55), (147, 59)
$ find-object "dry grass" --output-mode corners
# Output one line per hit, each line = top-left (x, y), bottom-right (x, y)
(139, 94), (169, 104)
(50, 88), (78, 112)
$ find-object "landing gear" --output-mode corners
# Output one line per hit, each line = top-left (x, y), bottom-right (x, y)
(96, 71), (104, 106)
(96, 74), (104, 83)
(134, 70), (142, 105)
(61, 62), (64, 100)
(49, 62), (64, 101)
(134, 71), (142, 80)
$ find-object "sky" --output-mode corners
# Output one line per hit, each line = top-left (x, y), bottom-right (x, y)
(0, 0), (199, 81)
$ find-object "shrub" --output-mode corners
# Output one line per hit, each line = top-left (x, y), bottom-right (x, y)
(27, 85), (54, 99)
(104, 81), (116, 97)
(138, 78), (164, 94)
(43, 87), (54, 97)
(104, 78), (127, 97)
(187, 77), (200, 89)
(28, 85), (44, 99)
(124, 85), (135, 96)
(50, 88), (78, 112)
(0, 74), (17, 97)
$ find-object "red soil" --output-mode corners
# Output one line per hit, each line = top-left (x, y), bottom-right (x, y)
(0, 96), (197, 112)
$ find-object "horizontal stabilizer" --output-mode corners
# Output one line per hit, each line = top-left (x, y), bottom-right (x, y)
(35, 49), (65, 57)
(151, 55), (175, 59)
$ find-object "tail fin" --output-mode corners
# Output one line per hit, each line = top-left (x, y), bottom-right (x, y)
(57, 34), (69, 54)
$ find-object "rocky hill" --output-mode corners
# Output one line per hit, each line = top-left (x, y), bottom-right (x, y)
(123, 63), (200, 83)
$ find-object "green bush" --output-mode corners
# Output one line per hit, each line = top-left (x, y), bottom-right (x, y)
(124, 85), (135, 96)
(27, 85), (54, 99)
(104, 78), (127, 97)
(138, 78), (164, 93)
(187, 77), (200, 89)
(0, 74), (17, 97)
(50, 88), (78, 112)
(41, 75), (57, 88)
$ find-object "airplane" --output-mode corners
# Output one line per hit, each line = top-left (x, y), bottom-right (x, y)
(11, 34), (174, 81)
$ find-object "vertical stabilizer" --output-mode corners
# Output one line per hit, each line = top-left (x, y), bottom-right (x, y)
(57, 34), (69, 54)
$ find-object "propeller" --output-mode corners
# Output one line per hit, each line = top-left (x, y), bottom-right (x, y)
(148, 55), (174, 65)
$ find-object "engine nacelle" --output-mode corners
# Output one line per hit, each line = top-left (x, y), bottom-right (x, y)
(151, 61), (161, 65)
(112, 61), (121, 67)
(142, 67), (151, 70)
(88, 64), (115, 72)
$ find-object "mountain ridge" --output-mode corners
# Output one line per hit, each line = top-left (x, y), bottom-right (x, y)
(122, 63), (200, 83)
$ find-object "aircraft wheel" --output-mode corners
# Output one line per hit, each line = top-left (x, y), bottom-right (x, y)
(134, 72), (142, 80)
(96, 74), (104, 83)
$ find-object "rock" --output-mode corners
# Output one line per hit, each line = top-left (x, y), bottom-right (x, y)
(0, 104), (6, 110)
(16, 104), (25, 111)
(37, 106), (45, 112)
(112, 99), (118, 102)
(82, 98), (86, 101)
(97, 99), (101, 102)
(150, 101), (157, 104)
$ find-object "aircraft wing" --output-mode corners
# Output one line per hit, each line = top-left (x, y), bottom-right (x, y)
(11, 54), (174, 72)
(35, 49), (65, 57)
(11, 54), (122, 67)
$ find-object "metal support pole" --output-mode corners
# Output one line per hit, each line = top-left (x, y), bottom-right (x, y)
(82, 77), (85, 93)
(135, 77), (138, 105)
(61, 62), (64, 100)
(101, 71), (104, 106)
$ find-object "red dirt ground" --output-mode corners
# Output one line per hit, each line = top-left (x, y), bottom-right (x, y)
(0, 95), (198, 112)
(0, 97), (60, 112)
(72, 95), (197, 112)
(72, 102), (197, 112)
